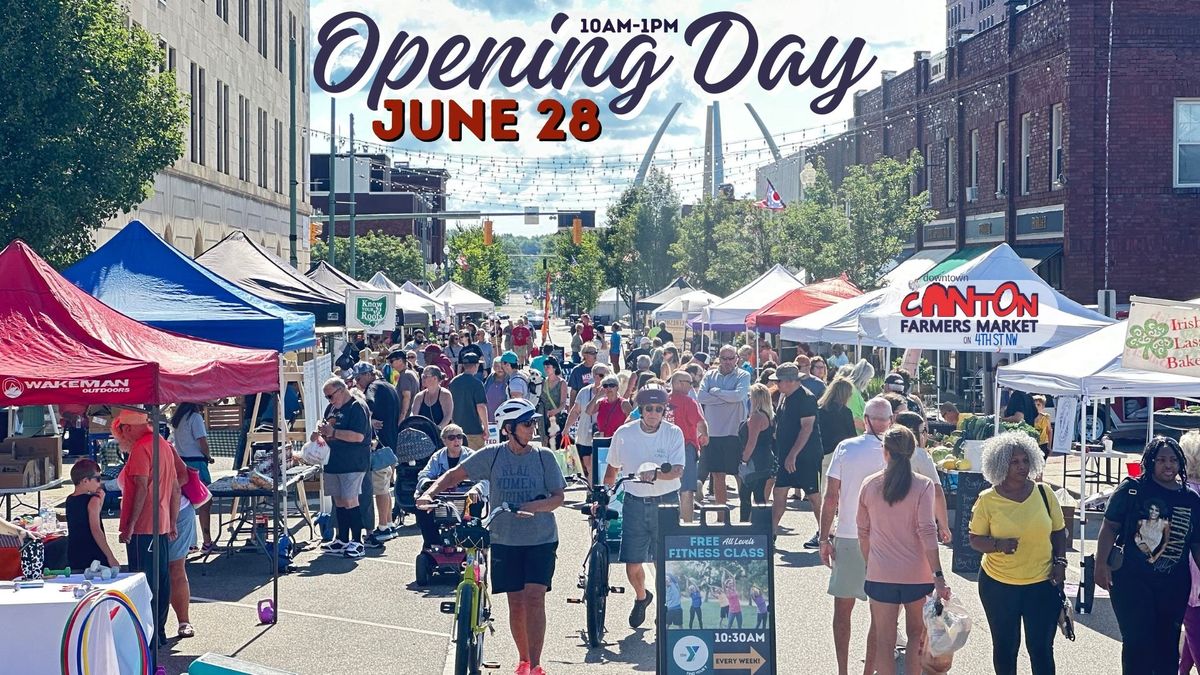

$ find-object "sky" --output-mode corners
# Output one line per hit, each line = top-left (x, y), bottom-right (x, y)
(307, 0), (946, 237)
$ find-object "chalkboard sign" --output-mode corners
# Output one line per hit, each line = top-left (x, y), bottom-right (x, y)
(951, 472), (991, 574)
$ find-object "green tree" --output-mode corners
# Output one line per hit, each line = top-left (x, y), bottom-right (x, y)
(312, 232), (429, 284)
(600, 170), (681, 313)
(0, 0), (187, 266)
(447, 226), (511, 305)
(671, 197), (768, 296)
(547, 231), (605, 314)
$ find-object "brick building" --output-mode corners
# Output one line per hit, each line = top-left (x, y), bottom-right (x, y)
(310, 154), (449, 265)
(947, 0), (1008, 43)
(807, 0), (1200, 304)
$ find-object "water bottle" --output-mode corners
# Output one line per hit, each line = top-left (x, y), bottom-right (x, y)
(39, 508), (54, 533)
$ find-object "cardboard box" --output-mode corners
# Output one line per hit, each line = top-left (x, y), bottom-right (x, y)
(2, 436), (63, 484)
(0, 459), (41, 489)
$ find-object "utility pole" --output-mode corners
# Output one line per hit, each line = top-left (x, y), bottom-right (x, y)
(327, 98), (336, 264)
(348, 113), (357, 277)
(287, 33), (298, 268)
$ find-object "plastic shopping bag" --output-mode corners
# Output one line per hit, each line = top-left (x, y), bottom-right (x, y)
(924, 594), (972, 657)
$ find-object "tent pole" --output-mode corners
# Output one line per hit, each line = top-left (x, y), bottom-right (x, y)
(1148, 402), (1155, 444)
(150, 404), (162, 659)
(936, 350), (942, 408)
(1079, 395), (1088, 564)
(994, 367), (1002, 437)
(274, 356), (285, 621)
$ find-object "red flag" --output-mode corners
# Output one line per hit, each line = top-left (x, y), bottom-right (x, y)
(542, 269), (552, 342)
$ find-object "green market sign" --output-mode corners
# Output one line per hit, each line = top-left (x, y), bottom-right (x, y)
(346, 289), (397, 333)
(1123, 296), (1200, 375)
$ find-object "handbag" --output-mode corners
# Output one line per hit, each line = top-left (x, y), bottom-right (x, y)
(370, 445), (399, 471)
(1106, 479), (1139, 571)
(1036, 483), (1076, 641)
(181, 467), (212, 507)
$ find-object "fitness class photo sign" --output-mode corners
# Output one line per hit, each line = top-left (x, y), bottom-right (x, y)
(661, 533), (775, 675)
(312, 9), (877, 144)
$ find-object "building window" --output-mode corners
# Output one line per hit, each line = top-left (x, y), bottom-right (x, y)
(274, 0), (282, 72)
(189, 63), (198, 163)
(301, 31), (306, 92)
(1020, 112), (1031, 195)
(995, 120), (1007, 197)
(274, 119), (283, 193)
(969, 129), (979, 192)
(238, 0), (250, 42)
(924, 143), (933, 207)
(258, 108), (268, 188)
(258, 0), (268, 57)
(198, 68), (206, 166)
(945, 137), (956, 206)
(1051, 103), (1064, 188)
(910, 148), (919, 197)
(168, 47), (176, 74)
(217, 82), (230, 174)
(217, 0), (228, 23)
(238, 96), (251, 182)
(1175, 99), (1200, 187)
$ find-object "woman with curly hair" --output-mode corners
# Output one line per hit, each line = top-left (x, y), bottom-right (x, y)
(968, 432), (1067, 675)
(1098, 436), (1200, 674)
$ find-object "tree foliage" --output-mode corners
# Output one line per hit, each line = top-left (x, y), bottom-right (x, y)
(0, 0), (187, 266)
(312, 232), (429, 284)
(547, 231), (605, 314)
(600, 169), (681, 310)
(447, 226), (511, 305)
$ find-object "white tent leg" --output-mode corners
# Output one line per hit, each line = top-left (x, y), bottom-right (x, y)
(1148, 403), (1155, 444)
(994, 371), (1002, 437)
(1079, 395), (1089, 560)
(935, 350), (942, 408)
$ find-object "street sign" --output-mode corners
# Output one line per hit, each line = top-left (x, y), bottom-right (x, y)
(345, 289), (397, 333)
(657, 506), (776, 675)
(525, 206), (539, 225)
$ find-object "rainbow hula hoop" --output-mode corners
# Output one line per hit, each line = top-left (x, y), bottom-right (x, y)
(59, 588), (151, 675)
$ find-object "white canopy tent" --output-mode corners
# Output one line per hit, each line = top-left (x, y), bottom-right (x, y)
(592, 287), (631, 321)
(367, 271), (403, 292)
(779, 287), (890, 346)
(652, 290), (722, 322)
(695, 264), (805, 331)
(857, 244), (1113, 353)
(431, 280), (495, 315)
(880, 247), (955, 288)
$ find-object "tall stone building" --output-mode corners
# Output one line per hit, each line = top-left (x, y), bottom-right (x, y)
(98, 0), (312, 268)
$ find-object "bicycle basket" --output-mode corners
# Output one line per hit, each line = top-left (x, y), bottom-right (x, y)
(451, 523), (491, 549)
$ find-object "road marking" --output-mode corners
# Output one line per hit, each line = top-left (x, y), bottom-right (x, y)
(358, 556), (416, 567)
(192, 597), (451, 638)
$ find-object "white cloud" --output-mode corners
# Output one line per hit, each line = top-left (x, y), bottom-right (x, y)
(307, 0), (944, 235)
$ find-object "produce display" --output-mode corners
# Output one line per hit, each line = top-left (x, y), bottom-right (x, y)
(929, 414), (1040, 475)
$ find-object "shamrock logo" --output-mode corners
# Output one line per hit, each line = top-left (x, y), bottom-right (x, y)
(1125, 319), (1173, 359)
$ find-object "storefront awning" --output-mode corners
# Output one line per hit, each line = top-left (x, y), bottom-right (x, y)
(919, 245), (992, 281)
(880, 247), (955, 287)
(1014, 243), (1063, 269)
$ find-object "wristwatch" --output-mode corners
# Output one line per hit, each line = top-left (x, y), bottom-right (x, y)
(934, 570), (945, 579)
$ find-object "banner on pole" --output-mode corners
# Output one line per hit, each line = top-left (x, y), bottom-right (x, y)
(1122, 296), (1200, 377)
(345, 289), (397, 333)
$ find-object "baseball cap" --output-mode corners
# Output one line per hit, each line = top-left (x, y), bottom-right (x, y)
(386, 347), (407, 362)
(884, 373), (906, 392)
(769, 363), (802, 382)
(351, 362), (377, 378)
(693, 352), (709, 364)
(500, 351), (519, 365)
(114, 408), (149, 425)
(459, 351), (481, 365)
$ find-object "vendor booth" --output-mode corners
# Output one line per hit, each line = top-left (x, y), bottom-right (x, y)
(635, 276), (693, 312)
(307, 260), (372, 294)
(320, 265), (432, 327)
(371, 272), (442, 320)
(693, 264), (805, 332)
(430, 280), (495, 316)
(0, 240), (281, 667)
(592, 287), (631, 324)
(651, 290), (721, 322)
(746, 275), (862, 334)
(65, 220), (316, 352)
(198, 231), (345, 326)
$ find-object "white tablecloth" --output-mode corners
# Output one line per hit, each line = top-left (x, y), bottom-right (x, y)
(0, 572), (153, 674)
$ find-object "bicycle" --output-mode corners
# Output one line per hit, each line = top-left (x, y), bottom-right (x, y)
(425, 498), (528, 675)
(568, 462), (671, 648)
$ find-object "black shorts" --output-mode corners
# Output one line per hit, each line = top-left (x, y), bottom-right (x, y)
(774, 450), (822, 493)
(701, 436), (741, 475)
(666, 606), (684, 626)
(864, 580), (934, 605)
(491, 541), (558, 594)
(576, 443), (593, 458)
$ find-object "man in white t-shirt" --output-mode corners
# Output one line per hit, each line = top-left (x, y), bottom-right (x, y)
(603, 383), (685, 630)
(819, 397), (894, 675)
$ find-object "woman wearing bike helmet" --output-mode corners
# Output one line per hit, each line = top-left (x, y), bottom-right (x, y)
(416, 398), (566, 675)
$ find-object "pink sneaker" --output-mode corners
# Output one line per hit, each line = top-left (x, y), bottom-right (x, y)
(514, 662), (531, 675)
(530, 667), (549, 675)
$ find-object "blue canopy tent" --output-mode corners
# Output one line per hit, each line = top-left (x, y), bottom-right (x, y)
(64, 221), (316, 352)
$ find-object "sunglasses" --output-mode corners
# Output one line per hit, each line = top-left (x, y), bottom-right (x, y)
(517, 420), (537, 428)
(324, 392), (335, 400)
(444, 434), (465, 441)
(642, 405), (666, 413)
(603, 383), (617, 389)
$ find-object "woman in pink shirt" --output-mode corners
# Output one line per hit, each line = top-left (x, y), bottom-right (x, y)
(858, 426), (951, 675)
(723, 575), (743, 629)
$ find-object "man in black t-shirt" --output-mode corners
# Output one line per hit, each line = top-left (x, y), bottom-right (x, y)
(353, 363), (401, 544)
(656, 322), (675, 345)
(771, 363), (824, 546)
(319, 377), (373, 558)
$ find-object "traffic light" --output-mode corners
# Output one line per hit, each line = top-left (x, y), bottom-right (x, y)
(483, 219), (493, 246)
(572, 217), (582, 245)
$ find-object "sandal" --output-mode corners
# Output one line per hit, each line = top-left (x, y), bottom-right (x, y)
(200, 541), (216, 554)
(177, 623), (196, 638)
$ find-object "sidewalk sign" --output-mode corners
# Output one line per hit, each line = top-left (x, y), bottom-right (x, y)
(657, 505), (776, 675)
(950, 472), (991, 573)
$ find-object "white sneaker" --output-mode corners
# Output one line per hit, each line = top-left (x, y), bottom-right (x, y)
(344, 542), (365, 559)
(320, 540), (347, 553)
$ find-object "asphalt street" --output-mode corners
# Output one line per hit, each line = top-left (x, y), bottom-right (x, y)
(79, 295), (1124, 674)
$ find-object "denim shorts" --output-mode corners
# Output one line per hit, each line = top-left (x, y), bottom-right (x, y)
(680, 444), (699, 491)
(619, 491), (679, 563)
(169, 502), (197, 561)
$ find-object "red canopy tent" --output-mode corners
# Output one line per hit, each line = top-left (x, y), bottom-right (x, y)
(0, 240), (284, 650)
(0, 240), (278, 405)
(745, 275), (863, 333)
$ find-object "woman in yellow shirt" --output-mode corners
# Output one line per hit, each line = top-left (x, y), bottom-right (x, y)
(969, 432), (1067, 675)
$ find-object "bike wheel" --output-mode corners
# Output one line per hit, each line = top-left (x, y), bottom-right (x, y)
(585, 545), (608, 648)
(454, 584), (477, 675)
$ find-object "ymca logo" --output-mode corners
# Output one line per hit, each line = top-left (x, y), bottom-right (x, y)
(355, 295), (388, 328)
(672, 635), (710, 673)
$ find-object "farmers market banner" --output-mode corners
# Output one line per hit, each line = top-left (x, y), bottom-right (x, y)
(1122, 296), (1200, 377)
